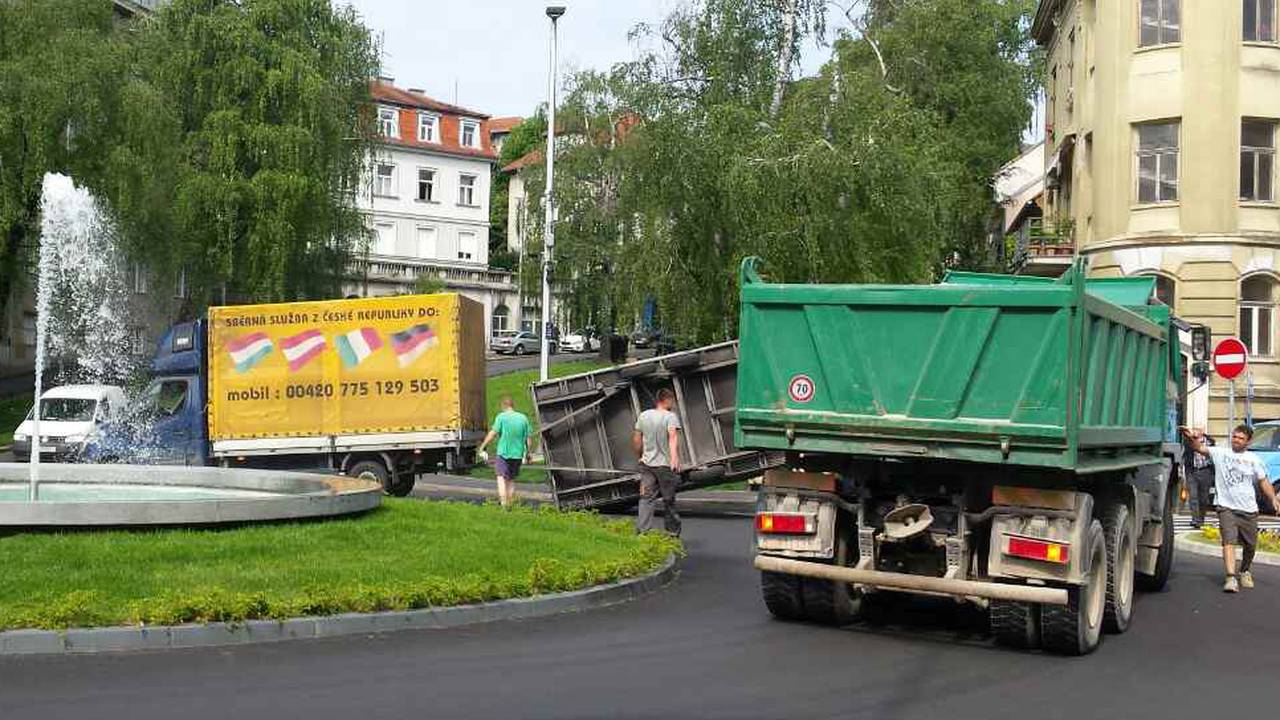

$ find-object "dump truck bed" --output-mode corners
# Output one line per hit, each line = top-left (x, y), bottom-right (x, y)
(531, 342), (783, 510)
(734, 261), (1178, 474)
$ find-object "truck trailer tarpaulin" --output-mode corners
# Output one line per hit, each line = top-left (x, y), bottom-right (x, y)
(207, 294), (486, 441)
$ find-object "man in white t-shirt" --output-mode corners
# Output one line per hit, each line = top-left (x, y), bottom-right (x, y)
(1183, 424), (1280, 593)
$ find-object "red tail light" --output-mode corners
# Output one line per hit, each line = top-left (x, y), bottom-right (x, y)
(755, 513), (815, 534)
(1005, 535), (1070, 564)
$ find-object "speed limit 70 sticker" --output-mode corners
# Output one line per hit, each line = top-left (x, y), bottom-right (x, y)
(788, 374), (816, 403)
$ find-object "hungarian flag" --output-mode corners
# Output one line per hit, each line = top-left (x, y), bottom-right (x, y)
(335, 327), (383, 369)
(391, 324), (438, 368)
(227, 332), (273, 374)
(281, 329), (326, 372)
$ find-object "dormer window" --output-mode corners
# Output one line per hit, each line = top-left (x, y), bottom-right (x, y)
(378, 106), (399, 138)
(418, 113), (439, 143)
(460, 119), (480, 149)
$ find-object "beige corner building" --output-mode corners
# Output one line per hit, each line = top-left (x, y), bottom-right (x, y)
(1033, 0), (1280, 435)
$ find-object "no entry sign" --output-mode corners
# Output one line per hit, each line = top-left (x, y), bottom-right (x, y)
(1213, 338), (1248, 380)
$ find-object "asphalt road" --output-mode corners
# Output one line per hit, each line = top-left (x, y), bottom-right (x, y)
(2, 516), (1277, 720)
(485, 347), (654, 376)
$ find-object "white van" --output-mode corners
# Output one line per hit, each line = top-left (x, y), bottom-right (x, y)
(11, 385), (126, 462)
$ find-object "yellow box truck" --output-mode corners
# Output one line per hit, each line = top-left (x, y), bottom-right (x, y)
(90, 293), (486, 495)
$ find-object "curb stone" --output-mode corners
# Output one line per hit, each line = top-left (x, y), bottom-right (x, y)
(1175, 532), (1280, 567)
(0, 554), (679, 656)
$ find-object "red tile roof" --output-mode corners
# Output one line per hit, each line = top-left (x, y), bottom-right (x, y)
(501, 149), (543, 173)
(370, 81), (497, 161)
(489, 116), (524, 135)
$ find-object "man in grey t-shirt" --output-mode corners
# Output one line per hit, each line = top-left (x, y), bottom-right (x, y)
(1184, 424), (1280, 592)
(633, 388), (682, 536)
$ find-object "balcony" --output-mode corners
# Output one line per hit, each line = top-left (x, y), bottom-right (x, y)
(351, 256), (517, 294)
(1011, 218), (1075, 277)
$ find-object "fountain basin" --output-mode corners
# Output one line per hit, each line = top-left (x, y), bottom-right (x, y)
(0, 463), (382, 527)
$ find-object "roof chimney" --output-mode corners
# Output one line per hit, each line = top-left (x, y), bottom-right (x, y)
(377, 75), (395, 85)
(408, 88), (426, 95)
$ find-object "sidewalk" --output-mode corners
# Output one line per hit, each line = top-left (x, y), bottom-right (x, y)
(413, 473), (756, 516)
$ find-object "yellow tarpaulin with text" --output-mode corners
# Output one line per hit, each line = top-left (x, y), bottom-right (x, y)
(208, 294), (486, 441)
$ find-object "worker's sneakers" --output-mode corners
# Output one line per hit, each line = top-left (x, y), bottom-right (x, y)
(1241, 571), (1255, 589)
(1224, 575), (1240, 593)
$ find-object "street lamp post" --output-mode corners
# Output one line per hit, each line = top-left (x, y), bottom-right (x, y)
(540, 5), (564, 382)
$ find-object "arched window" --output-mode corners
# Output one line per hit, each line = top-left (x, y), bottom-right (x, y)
(491, 304), (510, 334)
(1140, 273), (1176, 308)
(1240, 274), (1278, 357)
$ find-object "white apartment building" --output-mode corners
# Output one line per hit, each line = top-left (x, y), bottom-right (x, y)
(351, 79), (519, 337)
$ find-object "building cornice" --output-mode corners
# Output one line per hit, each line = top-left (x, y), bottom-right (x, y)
(1082, 233), (1280, 254)
(1032, 0), (1065, 45)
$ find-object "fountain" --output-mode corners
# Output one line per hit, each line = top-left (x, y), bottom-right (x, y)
(0, 174), (380, 526)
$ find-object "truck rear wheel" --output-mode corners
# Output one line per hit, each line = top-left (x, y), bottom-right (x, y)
(990, 600), (1041, 649)
(1102, 503), (1135, 634)
(760, 569), (806, 621)
(349, 459), (391, 493)
(1040, 519), (1106, 656)
(1136, 483), (1175, 592)
(388, 473), (416, 497)
(800, 530), (862, 626)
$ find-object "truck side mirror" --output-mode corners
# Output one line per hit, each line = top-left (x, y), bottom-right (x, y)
(1191, 325), (1211, 362)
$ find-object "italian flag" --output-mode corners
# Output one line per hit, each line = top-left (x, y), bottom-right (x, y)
(335, 327), (383, 368)
(227, 332), (273, 374)
(391, 324), (438, 368)
(281, 329), (326, 372)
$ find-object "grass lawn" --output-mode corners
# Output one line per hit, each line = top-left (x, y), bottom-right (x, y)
(466, 461), (549, 485)
(0, 499), (678, 631)
(485, 359), (608, 438)
(0, 393), (32, 447)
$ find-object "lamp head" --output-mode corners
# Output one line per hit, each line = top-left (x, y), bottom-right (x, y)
(546, 6), (566, 19)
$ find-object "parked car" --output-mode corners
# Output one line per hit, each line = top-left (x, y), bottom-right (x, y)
(631, 329), (658, 348)
(488, 330), (516, 354)
(561, 328), (601, 353)
(491, 331), (542, 356)
(1246, 421), (1280, 500)
(11, 384), (126, 462)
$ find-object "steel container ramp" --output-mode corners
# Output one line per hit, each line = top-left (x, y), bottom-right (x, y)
(532, 341), (783, 510)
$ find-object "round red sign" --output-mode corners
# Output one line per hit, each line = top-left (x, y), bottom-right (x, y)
(1212, 337), (1248, 380)
(788, 374), (815, 403)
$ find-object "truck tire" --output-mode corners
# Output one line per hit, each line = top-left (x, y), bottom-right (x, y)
(1102, 503), (1135, 634)
(349, 459), (391, 493)
(760, 569), (806, 621)
(990, 600), (1041, 649)
(388, 473), (416, 497)
(800, 529), (862, 626)
(1136, 485), (1175, 592)
(1040, 519), (1107, 656)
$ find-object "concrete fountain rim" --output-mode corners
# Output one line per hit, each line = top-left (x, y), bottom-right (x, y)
(0, 462), (382, 527)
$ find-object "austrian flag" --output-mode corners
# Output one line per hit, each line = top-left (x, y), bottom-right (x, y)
(281, 329), (326, 372)
(391, 324), (438, 368)
(227, 332), (273, 374)
(335, 327), (383, 368)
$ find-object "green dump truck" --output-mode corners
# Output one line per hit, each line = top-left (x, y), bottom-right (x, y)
(738, 259), (1205, 655)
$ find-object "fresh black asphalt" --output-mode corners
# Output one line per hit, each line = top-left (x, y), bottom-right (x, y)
(1, 516), (1277, 720)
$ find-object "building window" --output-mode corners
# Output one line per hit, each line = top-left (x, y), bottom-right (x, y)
(1139, 0), (1181, 46)
(416, 226), (437, 259)
(458, 231), (477, 261)
(132, 263), (148, 295)
(1142, 273), (1176, 308)
(378, 107), (399, 138)
(1241, 275), (1277, 357)
(1241, 120), (1276, 202)
(418, 113), (438, 142)
(373, 222), (396, 255)
(374, 163), (396, 197)
(1136, 121), (1179, 203)
(460, 119), (479, 149)
(458, 173), (477, 206)
(417, 168), (436, 202)
(492, 305), (510, 333)
(128, 326), (147, 356)
(1245, 0), (1276, 41)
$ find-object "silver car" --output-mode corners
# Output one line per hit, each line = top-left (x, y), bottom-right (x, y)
(491, 331), (541, 355)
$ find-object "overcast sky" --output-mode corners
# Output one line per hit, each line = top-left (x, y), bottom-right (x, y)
(340, 0), (848, 119)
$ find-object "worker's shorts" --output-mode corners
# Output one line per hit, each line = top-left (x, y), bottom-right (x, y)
(495, 457), (523, 480)
(1218, 508), (1258, 549)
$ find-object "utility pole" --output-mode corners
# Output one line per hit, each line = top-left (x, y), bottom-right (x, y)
(540, 5), (565, 381)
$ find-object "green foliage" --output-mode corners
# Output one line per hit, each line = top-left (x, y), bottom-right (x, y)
(0, 499), (678, 631)
(0, 393), (32, 447)
(411, 273), (447, 295)
(489, 114), (546, 266)
(514, 0), (1038, 343)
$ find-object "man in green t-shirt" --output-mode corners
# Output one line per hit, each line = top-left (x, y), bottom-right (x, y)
(478, 396), (532, 508)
